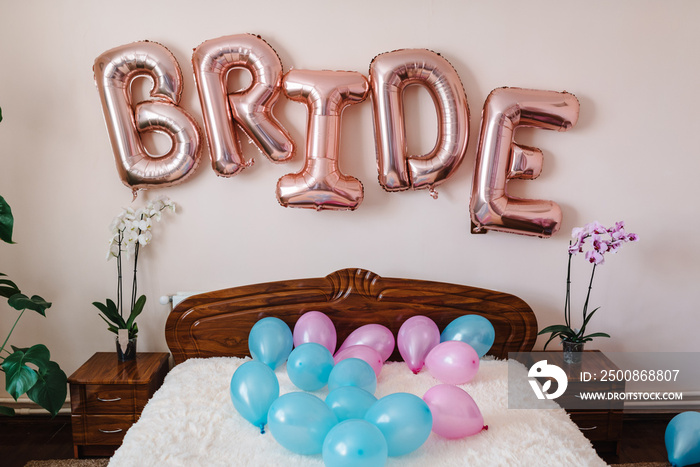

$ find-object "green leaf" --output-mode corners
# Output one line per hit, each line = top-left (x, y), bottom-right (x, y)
(98, 314), (120, 334)
(2, 350), (40, 399)
(581, 332), (610, 340)
(7, 293), (52, 316)
(538, 324), (575, 335)
(126, 295), (146, 330)
(0, 275), (21, 298)
(0, 196), (13, 244)
(93, 299), (126, 328)
(579, 307), (601, 334)
(0, 278), (21, 298)
(542, 332), (563, 350)
(539, 324), (579, 350)
(26, 360), (67, 417)
(0, 405), (15, 416)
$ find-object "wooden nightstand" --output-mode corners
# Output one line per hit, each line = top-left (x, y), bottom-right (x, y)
(540, 350), (625, 453)
(68, 352), (169, 458)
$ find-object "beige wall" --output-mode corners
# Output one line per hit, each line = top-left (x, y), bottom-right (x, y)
(1, 0), (698, 396)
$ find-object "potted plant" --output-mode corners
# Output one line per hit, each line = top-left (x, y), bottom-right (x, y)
(92, 196), (176, 361)
(538, 221), (638, 363)
(1, 198), (67, 416)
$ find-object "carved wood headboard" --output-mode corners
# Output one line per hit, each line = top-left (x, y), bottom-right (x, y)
(165, 268), (537, 364)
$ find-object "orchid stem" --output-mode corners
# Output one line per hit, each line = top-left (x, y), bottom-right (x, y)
(564, 250), (573, 329)
(116, 233), (123, 319)
(582, 263), (597, 324)
(131, 239), (139, 314)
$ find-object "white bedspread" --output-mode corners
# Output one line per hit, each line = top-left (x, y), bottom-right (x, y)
(109, 357), (605, 467)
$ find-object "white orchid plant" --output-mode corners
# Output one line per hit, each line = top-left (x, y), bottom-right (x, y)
(93, 196), (176, 339)
(539, 221), (639, 349)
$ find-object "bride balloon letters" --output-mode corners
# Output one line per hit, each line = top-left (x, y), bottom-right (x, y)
(94, 34), (579, 237)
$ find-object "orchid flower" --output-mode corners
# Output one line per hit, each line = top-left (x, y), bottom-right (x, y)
(539, 220), (638, 349)
(96, 196), (177, 339)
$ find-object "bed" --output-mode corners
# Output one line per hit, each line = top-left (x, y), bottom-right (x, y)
(108, 268), (606, 466)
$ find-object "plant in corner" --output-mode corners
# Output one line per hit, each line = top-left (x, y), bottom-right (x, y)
(92, 196), (176, 360)
(538, 221), (639, 355)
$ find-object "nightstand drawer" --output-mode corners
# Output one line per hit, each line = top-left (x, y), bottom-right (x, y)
(72, 414), (135, 445)
(83, 385), (136, 414)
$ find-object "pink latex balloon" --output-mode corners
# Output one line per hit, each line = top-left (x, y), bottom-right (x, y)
(192, 34), (294, 177)
(370, 49), (470, 196)
(277, 69), (368, 211)
(337, 324), (395, 362)
(333, 345), (383, 378)
(397, 315), (440, 374)
(470, 87), (579, 237)
(425, 341), (479, 385)
(94, 41), (202, 196)
(423, 384), (486, 439)
(293, 311), (337, 354)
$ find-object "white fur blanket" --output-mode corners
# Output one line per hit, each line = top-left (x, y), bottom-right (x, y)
(109, 357), (605, 467)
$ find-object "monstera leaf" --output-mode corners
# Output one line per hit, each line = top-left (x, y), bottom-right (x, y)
(8, 293), (51, 316)
(0, 195), (13, 244)
(1, 344), (67, 416)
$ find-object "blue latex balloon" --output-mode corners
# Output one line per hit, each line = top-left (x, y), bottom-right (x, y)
(230, 361), (279, 433)
(327, 358), (377, 394)
(267, 392), (338, 455)
(440, 314), (495, 358)
(323, 419), (388, 467)
(364, 392), (432, 457)
(248, 317), (294, 369)
(325, 386), (377, 421)
(665, 411), (700, 467)
(287, 342), (335, 391)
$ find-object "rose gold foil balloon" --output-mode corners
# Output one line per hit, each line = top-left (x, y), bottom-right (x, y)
(470, 87), (579, 237)
(94, 41), (201, 195)
(192, 34), (294, 177)
(276, 69), (368, 210)
(369, 49), (470, 195)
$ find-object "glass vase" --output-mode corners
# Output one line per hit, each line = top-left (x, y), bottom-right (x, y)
(562, 340), (584, 364)
(116, 336), (137, 361)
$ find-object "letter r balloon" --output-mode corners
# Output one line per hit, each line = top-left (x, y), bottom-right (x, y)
(276, 69), (368, 211)
(93, 41), (202, 195)
(470, 87), (580, 237)
(192, 34), (294, 177)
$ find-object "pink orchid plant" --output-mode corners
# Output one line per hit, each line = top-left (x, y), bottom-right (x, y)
(539, 221), (639, 349)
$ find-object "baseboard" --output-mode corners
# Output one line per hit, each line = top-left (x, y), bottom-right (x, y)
(0, 396), (71, 415)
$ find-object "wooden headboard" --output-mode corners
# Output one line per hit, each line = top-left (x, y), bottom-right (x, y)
(165, 268), (537, 364)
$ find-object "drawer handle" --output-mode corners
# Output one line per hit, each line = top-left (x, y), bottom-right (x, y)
(579, 426), (598, 431)
(97, 396), (122, 402)
(98, 428), (123, 434)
